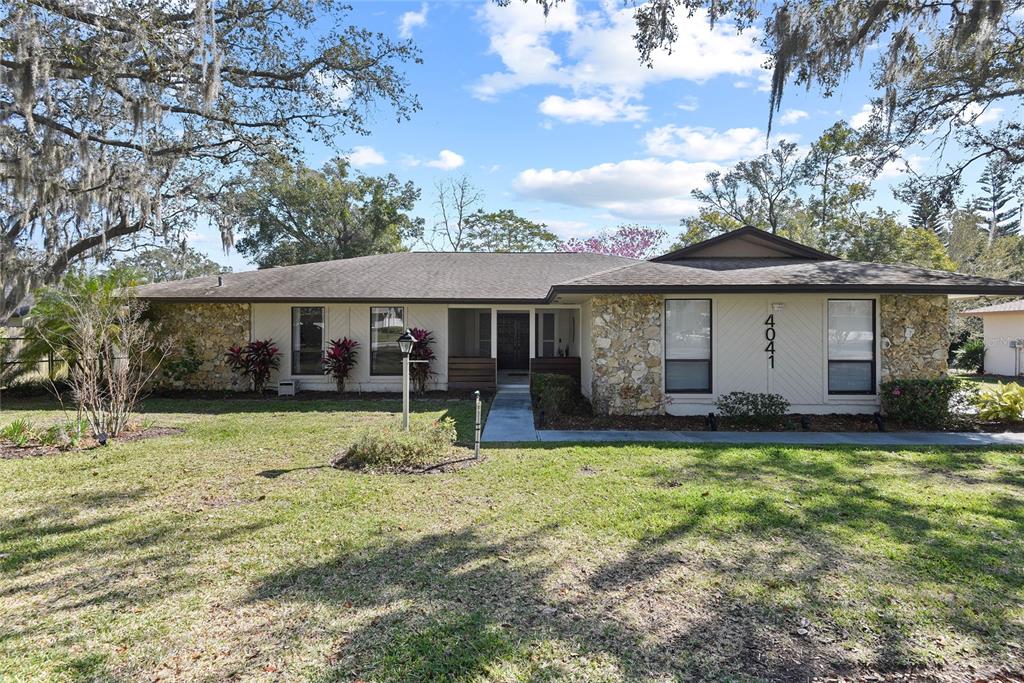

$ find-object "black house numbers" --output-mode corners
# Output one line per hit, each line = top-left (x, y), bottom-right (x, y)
(764, 313), (776, 369)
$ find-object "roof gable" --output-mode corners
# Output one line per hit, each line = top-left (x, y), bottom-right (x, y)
(651, 226), (838, 262)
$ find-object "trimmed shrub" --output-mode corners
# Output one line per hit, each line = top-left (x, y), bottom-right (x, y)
(531, 373), (588, 419)
(322, 337), (359, 392)
(341, 416), (457, 471)
(225, 339), (280, 394)
(973, 382), (1024, 422)
(715, 391), (790, 428)
(954, 338), (986, 374)
(881, 378), (961, 427)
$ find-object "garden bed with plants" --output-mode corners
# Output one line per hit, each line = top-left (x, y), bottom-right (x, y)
(0, 417), (182, 459)
(530, 373), (1024, 433)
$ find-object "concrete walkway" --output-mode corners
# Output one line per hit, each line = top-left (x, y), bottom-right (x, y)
(479, 388), (1024, 447)
(480, 385), (537, 442)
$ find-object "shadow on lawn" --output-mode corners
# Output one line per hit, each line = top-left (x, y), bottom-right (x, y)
(244, 444), (1024, 683)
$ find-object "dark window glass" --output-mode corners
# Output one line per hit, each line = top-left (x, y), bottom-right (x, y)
(291, 307), (324, 375)
(371, 306), (405, 375)
(827, 300), (875, 394)
(665, 299), (711, 393)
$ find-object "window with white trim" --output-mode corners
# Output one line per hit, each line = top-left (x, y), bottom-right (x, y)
(665, 299), (712, 393)
(291, 307), (324, 375)
(827, 299), (875, 394)
(370, 306), (405, 375)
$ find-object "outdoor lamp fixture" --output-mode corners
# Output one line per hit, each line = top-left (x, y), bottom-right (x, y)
(398, 328), (416, 431)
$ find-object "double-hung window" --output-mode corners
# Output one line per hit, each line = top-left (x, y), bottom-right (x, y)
(827, 299), (876, 394)
(370, 306), (405, 375)
(291, 307), (324, 375)
(665, 299), (712, 393)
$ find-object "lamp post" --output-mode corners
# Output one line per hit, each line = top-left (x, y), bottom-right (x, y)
(397, 328), (416, 431)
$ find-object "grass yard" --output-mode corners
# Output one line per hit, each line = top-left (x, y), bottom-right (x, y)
(1, 397), (1023, 682)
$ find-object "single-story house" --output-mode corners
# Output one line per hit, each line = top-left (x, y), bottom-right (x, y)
(136, 227), (1024, 415)
(960, 300), (1024, 376)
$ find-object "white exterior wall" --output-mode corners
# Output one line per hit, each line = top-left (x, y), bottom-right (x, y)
(979, 313), (1024, 376)
(579, 299), (593, 399)
(252, 302), (448, 391)
(658, 293), (882, 415)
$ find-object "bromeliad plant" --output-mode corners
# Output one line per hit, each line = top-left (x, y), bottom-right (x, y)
(225, 340), (280, 394)
(322, 337), (359, 393)
(408, 328), (435, 394)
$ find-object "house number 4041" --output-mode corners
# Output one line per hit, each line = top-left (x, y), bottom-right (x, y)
(764, 314), (776, 369)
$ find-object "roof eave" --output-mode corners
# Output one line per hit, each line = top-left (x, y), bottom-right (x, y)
(549, 284), (1024, 296)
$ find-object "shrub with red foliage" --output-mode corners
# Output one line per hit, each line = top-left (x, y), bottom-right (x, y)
(225, 339), (281, 394)
(408, 328), (435, 394)
(322, 337), (359, 392)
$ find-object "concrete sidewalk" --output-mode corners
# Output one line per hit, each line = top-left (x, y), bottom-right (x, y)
(479, 385), (1024, 447)
(532, 429), (1024, 447)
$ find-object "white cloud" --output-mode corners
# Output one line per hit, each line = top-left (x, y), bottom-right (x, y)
(398, 3), (428, 39)
(514, 158), (720, 222)
(778, 109), (808, 125)
(643, 125), (765, 161)
(876, 154), (926, 180)
(676, 97), (699, 112)
(425, 149), (464, 170)
(849, 103), (874, 130)
(539, 95), (647, 124)
(347, 145), (386, 167)
(473, 0), (767, 123)
(543, 218), (592, 237)
(960, 102), (1004, 126)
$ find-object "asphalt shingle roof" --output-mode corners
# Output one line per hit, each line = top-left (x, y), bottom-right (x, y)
(961, 299), (1024, 315)
(133, 252), (637, 303)
(551, 258), (1024, 295)
(134, 251), (1024, 303)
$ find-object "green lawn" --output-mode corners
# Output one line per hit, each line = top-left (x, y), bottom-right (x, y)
(956, 372), (1024, 391)
(1, 398), (1023, 682)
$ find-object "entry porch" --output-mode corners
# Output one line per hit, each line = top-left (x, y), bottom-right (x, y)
(447, 306), (582, 390)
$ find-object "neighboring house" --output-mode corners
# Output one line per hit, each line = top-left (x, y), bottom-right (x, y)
(136, 227), (1024, 415)
(960, 300), (1024, 376)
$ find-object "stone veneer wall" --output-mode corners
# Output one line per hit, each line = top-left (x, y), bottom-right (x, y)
(149, 302), (251, 391)
(879, 294), (949, 382)
(590, 294), (664, 415)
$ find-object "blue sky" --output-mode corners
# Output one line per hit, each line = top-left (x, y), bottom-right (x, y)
(197, 0), (969, 271)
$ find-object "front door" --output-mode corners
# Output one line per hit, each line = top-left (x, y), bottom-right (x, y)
(496, 312), (530, 370)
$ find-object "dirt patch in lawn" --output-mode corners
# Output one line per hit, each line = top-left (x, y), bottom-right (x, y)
(0, 426), (184, 460)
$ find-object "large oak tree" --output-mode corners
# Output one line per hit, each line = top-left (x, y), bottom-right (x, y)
(1, 0), (419, 321)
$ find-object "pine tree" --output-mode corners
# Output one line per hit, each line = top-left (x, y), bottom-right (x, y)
(974, 157), (1021, 244)
(910, 194), (943, 238)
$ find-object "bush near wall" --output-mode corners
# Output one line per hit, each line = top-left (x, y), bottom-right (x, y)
(881, 378), (961, 428)
(715, 392), (790, 429)
(531, 373), (590, 420)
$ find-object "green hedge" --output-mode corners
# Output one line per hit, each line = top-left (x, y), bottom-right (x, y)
(880, 378), (961, 428)
(715, 391), (790, 428)
(530, 373), (588, 419)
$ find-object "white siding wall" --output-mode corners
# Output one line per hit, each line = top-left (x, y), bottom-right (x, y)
(579, 299), (593, 399)
(251, 302), (448, 392)
(662, 293), (882, 415)
(980, 313), (1024, 376)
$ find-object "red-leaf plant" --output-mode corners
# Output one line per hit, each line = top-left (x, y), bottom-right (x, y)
(322, 337), (359, 393)
(225, 339), (281, 395)
(408, 328), (436, 394)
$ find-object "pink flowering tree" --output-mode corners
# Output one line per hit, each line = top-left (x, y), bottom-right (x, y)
(558, 225), (668, 260)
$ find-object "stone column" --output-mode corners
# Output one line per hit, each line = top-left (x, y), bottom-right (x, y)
(879, 294), (949, 382)
(590, 294), (664, 415)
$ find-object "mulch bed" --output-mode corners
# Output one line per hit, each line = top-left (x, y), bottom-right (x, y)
(0, 426), (184, 460)
(540, 411), (1024, 433)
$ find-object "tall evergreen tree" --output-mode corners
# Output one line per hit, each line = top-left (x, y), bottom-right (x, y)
(909, 194), (943, 238)
(974, 158), (1021, 244)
